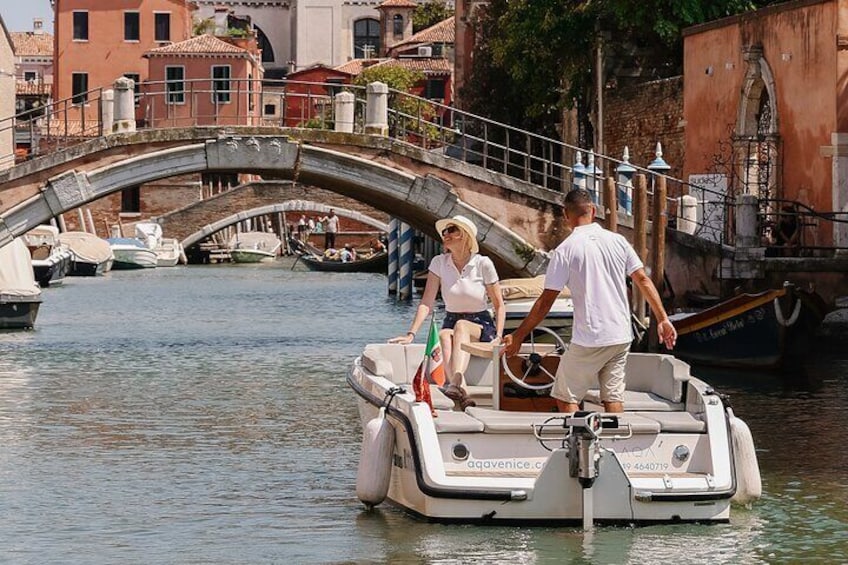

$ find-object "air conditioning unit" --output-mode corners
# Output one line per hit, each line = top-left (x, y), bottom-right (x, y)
(417, 46), (432, 58)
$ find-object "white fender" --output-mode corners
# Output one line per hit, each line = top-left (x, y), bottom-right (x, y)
(355, 407), (396, 508)
(728, 410), (762, 505)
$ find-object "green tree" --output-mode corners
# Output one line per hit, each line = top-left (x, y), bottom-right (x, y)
(462, 0), (781, 140)
(413, 0), (455, 33)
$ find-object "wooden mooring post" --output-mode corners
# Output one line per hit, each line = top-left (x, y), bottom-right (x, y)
(632, 174), (648, 324)
(648, 175), (668, 351)
(603, 177), (618, 233)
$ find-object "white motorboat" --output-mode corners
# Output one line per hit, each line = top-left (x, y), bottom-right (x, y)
(155, 238), (185, 267)
(22, 225), (74, 287)
(58, 231), (114, 276)
(228, 232), (281, 263)
(500, 276), (574, 340)
(0, 238), (43, 329)
(349, 338), (761, 525)
(107, 222), (162, 269)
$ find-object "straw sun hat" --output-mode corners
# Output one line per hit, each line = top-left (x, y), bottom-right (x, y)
(435, 214), (479, 254)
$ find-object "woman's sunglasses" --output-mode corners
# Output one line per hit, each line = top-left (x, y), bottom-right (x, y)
(441, 225), (460, 237)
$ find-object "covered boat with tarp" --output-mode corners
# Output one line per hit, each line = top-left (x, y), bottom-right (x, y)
(0, 238), (43, 329)
(58, 231), (114, 276)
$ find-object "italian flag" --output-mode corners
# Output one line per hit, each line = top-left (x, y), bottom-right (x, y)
(412, 317), (446, 415)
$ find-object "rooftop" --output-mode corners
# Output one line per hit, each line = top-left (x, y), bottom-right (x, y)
(10, 31), (53, 57)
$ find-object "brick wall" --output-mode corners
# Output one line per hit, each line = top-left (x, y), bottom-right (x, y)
(603, 76), (684, 180)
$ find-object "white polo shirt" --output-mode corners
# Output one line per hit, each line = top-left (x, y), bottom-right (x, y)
(544, 223), (642, 347)
(429, 253), (499, 313)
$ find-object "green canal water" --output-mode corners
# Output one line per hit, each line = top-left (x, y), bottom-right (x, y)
(0, 262), (845, 564)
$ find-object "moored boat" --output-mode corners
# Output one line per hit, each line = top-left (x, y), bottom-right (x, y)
(0, 238), (43, 329)
(58, 231), (114, 276)
(298, 250), (388, 273)
(349, 339), (761, 525)
(155, 238), (185, 267)
(665, 282), (827, 369)
(23, 225), (73, 287)
(229, 232), (282, 263)
(107, 238), (158, 269)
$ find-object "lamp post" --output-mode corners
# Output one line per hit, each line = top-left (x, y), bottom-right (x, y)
(615, 146), (636, 215)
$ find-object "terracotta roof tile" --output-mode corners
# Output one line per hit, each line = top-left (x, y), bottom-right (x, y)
(371, 57), (452, 75)
(146, 34), (250, 56)
(379, 0), (418, 8)
(10, 32), (53, 57)
(333, 58), (387, 75)
(397, 16), (454, 46)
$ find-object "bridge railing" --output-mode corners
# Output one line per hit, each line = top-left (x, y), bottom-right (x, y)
(0, 77), (775, 251)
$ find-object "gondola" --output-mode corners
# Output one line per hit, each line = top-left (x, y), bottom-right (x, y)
(298, 251), (388, 273)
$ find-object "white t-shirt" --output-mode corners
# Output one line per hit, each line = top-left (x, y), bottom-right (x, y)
(429, 253), (499, 313)
(325, 215), (339, 233)
(544, 223), (643, 347)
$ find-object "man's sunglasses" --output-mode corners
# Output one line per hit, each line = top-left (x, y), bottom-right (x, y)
(441, 225), (460, 237)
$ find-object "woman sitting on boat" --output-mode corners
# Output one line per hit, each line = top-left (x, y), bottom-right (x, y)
(389, 215), (505, 409)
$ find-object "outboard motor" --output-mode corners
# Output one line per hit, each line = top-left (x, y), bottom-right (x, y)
(564, 411), (618, 529)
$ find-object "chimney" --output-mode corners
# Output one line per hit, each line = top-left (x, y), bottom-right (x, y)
(33, 18), (44, 35)
(214, 6), (229, 36)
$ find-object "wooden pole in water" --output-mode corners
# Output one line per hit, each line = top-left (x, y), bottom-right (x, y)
(632, 174), (648, 323)
(603, 176), (617, 233)
(649, 175), (668, 351)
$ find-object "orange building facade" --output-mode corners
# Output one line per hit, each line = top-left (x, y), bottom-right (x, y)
(683, 0), (848, 247)
(53, 0), (194, 104)
(144, 34), (264, 127)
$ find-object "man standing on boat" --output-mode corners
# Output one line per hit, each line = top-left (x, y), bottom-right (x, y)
(503, 188), (677, 414)
(320, 209), (340, 250)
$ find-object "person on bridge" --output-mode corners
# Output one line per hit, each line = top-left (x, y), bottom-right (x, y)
(502, 188), (677, 414)
(389, 215), (505, 411)
(320, 210), (340, 250)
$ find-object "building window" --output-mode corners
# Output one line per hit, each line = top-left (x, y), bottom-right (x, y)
(72, 11), (88, 40)
(212, 65), (231, 104)
(393, 15), (404, 38)
(353, 18), (380, 59)
(124, 12), (140, 41)
(154, 13), (171, 42)
(124, 73), (141, 105)
(264, 103), (276, 116)
(425, 79), (445, 100)
(71, 73), (88, 105)
(165, 66), (184, 104)
(121, 186), (141, 214)
(327, 78), (344, 96)
(24, 71), (38, 82)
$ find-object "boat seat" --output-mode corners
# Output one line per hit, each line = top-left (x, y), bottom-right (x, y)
(584, 353), (691, 411)
(433, 410), (485, 433)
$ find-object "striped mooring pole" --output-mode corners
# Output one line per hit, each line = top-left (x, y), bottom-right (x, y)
(397, 222), (414, 300)
(387, 218), (398, 295)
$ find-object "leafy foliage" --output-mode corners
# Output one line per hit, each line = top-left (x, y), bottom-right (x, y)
(462, 0), (782, 138)
(413, 0), (455, 33)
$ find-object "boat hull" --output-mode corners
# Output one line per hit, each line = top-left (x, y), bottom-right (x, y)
(230, 249), (276, 263)
(111, 249), (158, 269)
(0, 297), (41, 329)
(32, 249), (74, 287)
(299, 251), (387, 273)
(68, 258), (112, 276)
(667, 286), (826, 368)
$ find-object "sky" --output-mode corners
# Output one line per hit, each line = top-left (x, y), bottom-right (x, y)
(0, 0), (54, 33)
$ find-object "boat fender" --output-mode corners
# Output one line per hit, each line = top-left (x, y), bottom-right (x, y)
(774, 297), (801, 327)
(355, 406), (396, 508)
(728, 409), (762, 505)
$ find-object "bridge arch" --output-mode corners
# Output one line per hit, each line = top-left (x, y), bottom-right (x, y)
(0, 134), (546, 275)
(182, 200), (389, 249)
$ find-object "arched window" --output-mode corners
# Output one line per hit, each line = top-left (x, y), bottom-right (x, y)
(254, 25), (275, 63)
(354, 18), (380, 59)
(393, 14), (404, 38)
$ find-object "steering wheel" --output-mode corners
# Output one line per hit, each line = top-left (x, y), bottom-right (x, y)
(502, 326), (567, 391)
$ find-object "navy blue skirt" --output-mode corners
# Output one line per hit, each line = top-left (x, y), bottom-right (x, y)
(442, 311), (497, 342)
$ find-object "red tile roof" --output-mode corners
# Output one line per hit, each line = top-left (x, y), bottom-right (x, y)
(371, 57), (453, 76)
(146, 34), (251, 57)
(379, 0), (418, 8)
(333, 59), (387, 75)
(396, 16), (455, 47)
(10, 32), (53, 57)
